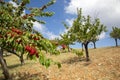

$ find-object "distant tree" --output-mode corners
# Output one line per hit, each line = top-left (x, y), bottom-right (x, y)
(68, 8), (106, 61)
(110, 27), (120, 47)
(59, 22), (75, 52)
(91, 19), (107, 49)
(60, 33), (71, 52)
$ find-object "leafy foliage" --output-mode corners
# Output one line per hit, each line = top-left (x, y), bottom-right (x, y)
(72, 49), (84, 57)
(70, 9), (106, 44)
(110, 27), (120, 46)
(110, 27), (120, 39)
(62, 8), (106, 61)
(57, 22), (76, 52)
(0, 0), (60, 68)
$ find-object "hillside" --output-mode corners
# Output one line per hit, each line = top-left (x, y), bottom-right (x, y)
(0, 46), (120, 80)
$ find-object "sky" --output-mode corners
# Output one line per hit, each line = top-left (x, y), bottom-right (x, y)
(9, 0), (120, 48)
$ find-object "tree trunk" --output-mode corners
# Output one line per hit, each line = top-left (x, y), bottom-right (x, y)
(81, 43), (84, 51)
(115, 38), (118, 47)
(68, 45), (70, 52)
(0, 48), (11, 80)
(93, 41), (96, 49)
(84, 42), (90, 61)
(20, 53), (24, 65)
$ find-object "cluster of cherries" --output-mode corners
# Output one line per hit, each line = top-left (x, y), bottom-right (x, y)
(11, 28), (40, 57)
(1, 27), (40, 58)
(5, 27), (23, 38)
(11, 28), (23, 35)
(8, 28), (23, 44)
(25, 45), (39, 58)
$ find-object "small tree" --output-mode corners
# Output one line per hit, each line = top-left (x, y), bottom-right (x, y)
(110, 27), (120, 47)
(0, 0), (60, 79)
(58, 22), (75, 52)
(68, 8), (106, 61)
(59, 33), (71, 52)
(91, 19), (107, 49)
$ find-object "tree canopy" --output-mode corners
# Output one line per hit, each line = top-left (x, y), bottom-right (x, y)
(0, 0), (61, 79)
(63, 8), (106, 61)
(110, 27), (120, 47)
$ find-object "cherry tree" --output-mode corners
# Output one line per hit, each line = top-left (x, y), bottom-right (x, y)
(67, 8), (106, 61)
(0, 0), (60, 79)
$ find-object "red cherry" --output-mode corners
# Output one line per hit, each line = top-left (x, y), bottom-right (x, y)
(34, 37), (39, 40)
(30, 48), (36, 55)
(11, 28), (16, 32)
(11, 28), (23, 35)
(29, 14), (34, 17)
(25, 45), (31, 52)
(15, 29), (22, 35)
(22, 15), (27, 19)
(25, 45), (38, 58)
(35, 53), (39, 58)
(61, 44), (66, 49)
(11, 33), (17, 37)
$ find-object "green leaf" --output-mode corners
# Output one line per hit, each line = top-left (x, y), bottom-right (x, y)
(54, 62), (61, 68)
(0, 0), (60, 69)
(39, 54), (45, 65)
(46, 0), (56, 6)
(73, 50), (84, 57)
(45, 59), (51, 68)
(22, 0), (30, 4)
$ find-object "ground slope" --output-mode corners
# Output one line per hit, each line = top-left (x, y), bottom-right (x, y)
(0, 46), (120, 80)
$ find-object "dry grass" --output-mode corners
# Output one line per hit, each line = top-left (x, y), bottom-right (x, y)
(0, 46), (120, 80)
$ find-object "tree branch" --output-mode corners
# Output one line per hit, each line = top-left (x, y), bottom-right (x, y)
(3, 48), (20, 57)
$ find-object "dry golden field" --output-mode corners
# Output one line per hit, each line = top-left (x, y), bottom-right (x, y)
(0, 46), (120, 80)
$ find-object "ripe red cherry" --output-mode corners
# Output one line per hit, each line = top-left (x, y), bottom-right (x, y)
(25, 45), (31, 52)
(16, 30), (22, 35)
(30, 49), (36, 55)
(11, 33), (16, 37)
(25, 45), (38, 57)
(34, 37), (39, 40)
(11, 28), (16, 32)
(29, 14), (34, 17)
(61, 44), (66, 49)
(11, 28), (23, 35)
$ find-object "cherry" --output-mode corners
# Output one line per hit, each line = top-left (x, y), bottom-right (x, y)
(30, 49), (36, 55)
(0, 35), (3, 38)
(25, 45), (39, 58)
(25, 45), (31, 52)
(34, 37), (39, 40)
(11, 28), (23, 35)
(61, 44), (66, 49)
